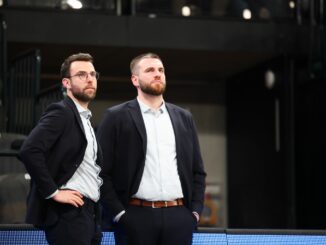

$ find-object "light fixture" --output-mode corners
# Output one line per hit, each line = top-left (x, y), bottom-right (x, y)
(242, 9), (252, 20)
(182, 6), (191, 17)
(24, 173), (31, 180)
(67, 0), (83, 9)
(289, 1), (295, 9)
(265, 69), (275, 89)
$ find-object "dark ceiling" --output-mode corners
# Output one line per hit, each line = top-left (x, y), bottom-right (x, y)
(7, 42), (277, 104)
(1, 8), (309, 102)
(8, 42), (275, 82)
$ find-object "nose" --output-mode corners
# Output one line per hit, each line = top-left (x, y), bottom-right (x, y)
(86, 74), (97, 83)
(87, 74), (95, 81)
(154, 70), (161, 77)
(86, 78), (96, 87)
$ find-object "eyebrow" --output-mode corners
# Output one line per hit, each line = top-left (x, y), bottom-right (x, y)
(144, 67), (164, 72)
(76, 70), (96, 73)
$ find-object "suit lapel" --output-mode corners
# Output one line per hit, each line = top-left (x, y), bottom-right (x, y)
(128, 99), (147, 154)
(64, 97), (86, 136)
(64, 97), (103, 167)
(165, 103), (181, 163)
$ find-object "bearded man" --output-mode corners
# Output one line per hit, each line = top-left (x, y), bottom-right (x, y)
(97, 52), (206, 245)
(20, 53), (103, 245)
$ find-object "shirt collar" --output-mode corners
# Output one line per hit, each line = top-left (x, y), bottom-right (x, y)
(137, 97), (166, 114)
(72, 99), (92, 120)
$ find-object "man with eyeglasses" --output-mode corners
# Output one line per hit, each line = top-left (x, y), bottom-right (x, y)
(20, 53), (103, 245)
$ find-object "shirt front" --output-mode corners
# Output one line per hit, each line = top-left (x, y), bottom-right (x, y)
(133, 98), (183, 201)
(61, 100), (102, 202)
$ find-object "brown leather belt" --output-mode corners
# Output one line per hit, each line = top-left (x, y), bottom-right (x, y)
(129, 198), (184, 208)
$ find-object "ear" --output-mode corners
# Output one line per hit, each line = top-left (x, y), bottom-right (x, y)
(131, 74), (139, 87)
(62, 78), (71, 89)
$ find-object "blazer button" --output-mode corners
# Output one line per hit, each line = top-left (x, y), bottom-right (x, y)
(75, 164), (78, 168)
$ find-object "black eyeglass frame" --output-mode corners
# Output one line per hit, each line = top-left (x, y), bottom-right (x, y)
(67, 71), (100, 81)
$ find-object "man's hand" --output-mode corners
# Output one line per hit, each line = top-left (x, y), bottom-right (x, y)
(52, 189), (84, 207)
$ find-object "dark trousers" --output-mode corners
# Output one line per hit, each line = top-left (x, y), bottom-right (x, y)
(45, 198), (102, 245)
(114, 205), (196, 245)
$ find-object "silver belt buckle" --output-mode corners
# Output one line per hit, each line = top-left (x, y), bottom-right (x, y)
(151, 201), (168, 208)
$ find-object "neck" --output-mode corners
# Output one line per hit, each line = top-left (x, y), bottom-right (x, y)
(68, 94), (89, 110)
(137, 93), (163, 110)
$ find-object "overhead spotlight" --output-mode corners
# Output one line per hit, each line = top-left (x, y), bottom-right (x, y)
(24, 173), (31, 180)
(148, 13), (157, 18)
(67, 0), (83, 9)
(182, 6), (191, 17)
(265, 69), (276, 89)
(0, 0), (3, 7)
(242, 9), (252, 20)
(289, 1), (295, 9)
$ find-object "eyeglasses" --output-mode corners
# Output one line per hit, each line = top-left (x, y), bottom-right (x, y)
(68, 71), (100, 81)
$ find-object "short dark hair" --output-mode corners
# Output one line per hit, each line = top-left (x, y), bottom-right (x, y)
(60, 53), (94, 79)
(130, 52), (162, 74)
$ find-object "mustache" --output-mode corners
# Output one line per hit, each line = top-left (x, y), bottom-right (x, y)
(84, 86), (96, 90)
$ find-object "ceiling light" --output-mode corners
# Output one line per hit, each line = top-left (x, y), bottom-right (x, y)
(242, 9), (252, 20)
(289, 1), (295, 9)
(265, 70), (275, 89)
(182, 6), (191, 17)
(67, 0), (83, 9)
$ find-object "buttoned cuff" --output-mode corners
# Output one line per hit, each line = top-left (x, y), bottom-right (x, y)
(192, 211), (200, 222)
(114, 210), (126, 222)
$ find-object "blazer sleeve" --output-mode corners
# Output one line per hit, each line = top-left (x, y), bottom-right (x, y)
(19, 103), (68, 198)
(97, 109), (125, 218)
(189, 114), (206, 215)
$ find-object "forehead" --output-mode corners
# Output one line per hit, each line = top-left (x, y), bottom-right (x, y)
(137, 58), (164, 69)
(70, 61), (95, 72)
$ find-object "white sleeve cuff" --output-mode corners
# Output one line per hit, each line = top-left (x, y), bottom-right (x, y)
(46, 189), (59, 199)
(114, 210), (126, 222)
(192, 211), (200, 222)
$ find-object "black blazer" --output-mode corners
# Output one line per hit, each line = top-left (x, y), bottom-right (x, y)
(19, 97), (103, 227)
(97, 99), (206, 220)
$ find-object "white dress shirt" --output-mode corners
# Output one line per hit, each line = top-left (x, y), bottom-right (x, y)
(133, 98), (183, 201)
(60, 100), (102, 202)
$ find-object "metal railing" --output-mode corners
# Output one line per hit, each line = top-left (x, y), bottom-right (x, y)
(36, 84), (64, 118)
(1, 47), (63, 135)
(0, 15), (7, 133)
(7, 50), (41, 134)
(1, 0), (298, 21)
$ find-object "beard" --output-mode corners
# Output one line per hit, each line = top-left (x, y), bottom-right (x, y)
(139, 80), (166, 96)
(71, 87), (96, 102)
